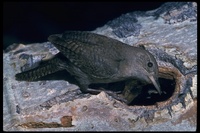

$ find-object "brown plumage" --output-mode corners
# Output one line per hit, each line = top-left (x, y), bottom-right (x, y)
(15, 31), (161, 102)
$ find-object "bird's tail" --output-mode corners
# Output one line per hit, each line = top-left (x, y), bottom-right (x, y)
(15, 55), (65, 81)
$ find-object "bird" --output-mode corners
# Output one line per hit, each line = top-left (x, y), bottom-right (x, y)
(15, 31), (161, 103)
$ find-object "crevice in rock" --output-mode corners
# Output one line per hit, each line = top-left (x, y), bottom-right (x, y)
(130, 77), (176, 106)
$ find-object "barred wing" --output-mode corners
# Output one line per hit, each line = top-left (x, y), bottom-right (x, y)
(48, 31), (126, 79)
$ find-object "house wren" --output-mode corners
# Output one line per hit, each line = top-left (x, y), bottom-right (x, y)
(15, 31), (161, 103)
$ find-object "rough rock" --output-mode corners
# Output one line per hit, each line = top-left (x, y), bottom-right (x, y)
(3, 2), (196, 131)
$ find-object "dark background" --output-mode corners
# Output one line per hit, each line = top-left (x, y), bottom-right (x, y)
(3, 2), (165, 50)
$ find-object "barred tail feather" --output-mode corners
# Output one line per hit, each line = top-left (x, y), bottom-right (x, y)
(15, 54), (67, 81)
(15, 63), (61, 81)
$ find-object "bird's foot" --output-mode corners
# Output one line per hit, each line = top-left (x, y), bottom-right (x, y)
(107, 93), (128, 104)
(97, 87), (128, 103)
(85, 88), (127, 103)
(97, 87), (121, 94)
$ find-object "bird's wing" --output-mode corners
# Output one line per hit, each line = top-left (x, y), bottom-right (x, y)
(48, 31), (126, 79)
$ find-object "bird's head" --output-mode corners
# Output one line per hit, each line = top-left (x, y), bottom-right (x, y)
(132, 48), (161, 94)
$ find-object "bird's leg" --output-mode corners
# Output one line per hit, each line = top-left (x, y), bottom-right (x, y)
(78, 85), (108, 95)
(76, 76), (127, 103)
(79, 84), (121, 95)
(78, 83), (128, 103)
(93, 87), (127, 103)
(88, 87), (128, 103)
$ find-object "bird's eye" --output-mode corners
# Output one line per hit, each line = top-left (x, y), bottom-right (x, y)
(148, 62), (153, 67)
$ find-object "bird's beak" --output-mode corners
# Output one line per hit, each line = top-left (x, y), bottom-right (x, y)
(149, 75), (161, 95)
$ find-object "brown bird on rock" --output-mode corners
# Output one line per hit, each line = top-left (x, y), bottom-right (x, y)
(15, 31), (161, 103)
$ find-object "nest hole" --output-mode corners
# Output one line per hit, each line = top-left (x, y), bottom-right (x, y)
(89, 77), (176, 106)
(129, 77), (176, 105)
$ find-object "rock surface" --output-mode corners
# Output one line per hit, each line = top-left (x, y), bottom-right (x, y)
(3, 2), (197, 131)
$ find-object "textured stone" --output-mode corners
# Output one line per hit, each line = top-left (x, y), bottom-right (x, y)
(3, 2), (196, 131)
(190, 75), (197, 98)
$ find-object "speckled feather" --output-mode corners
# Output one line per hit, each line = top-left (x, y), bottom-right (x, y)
(48, 31), (127, 80)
